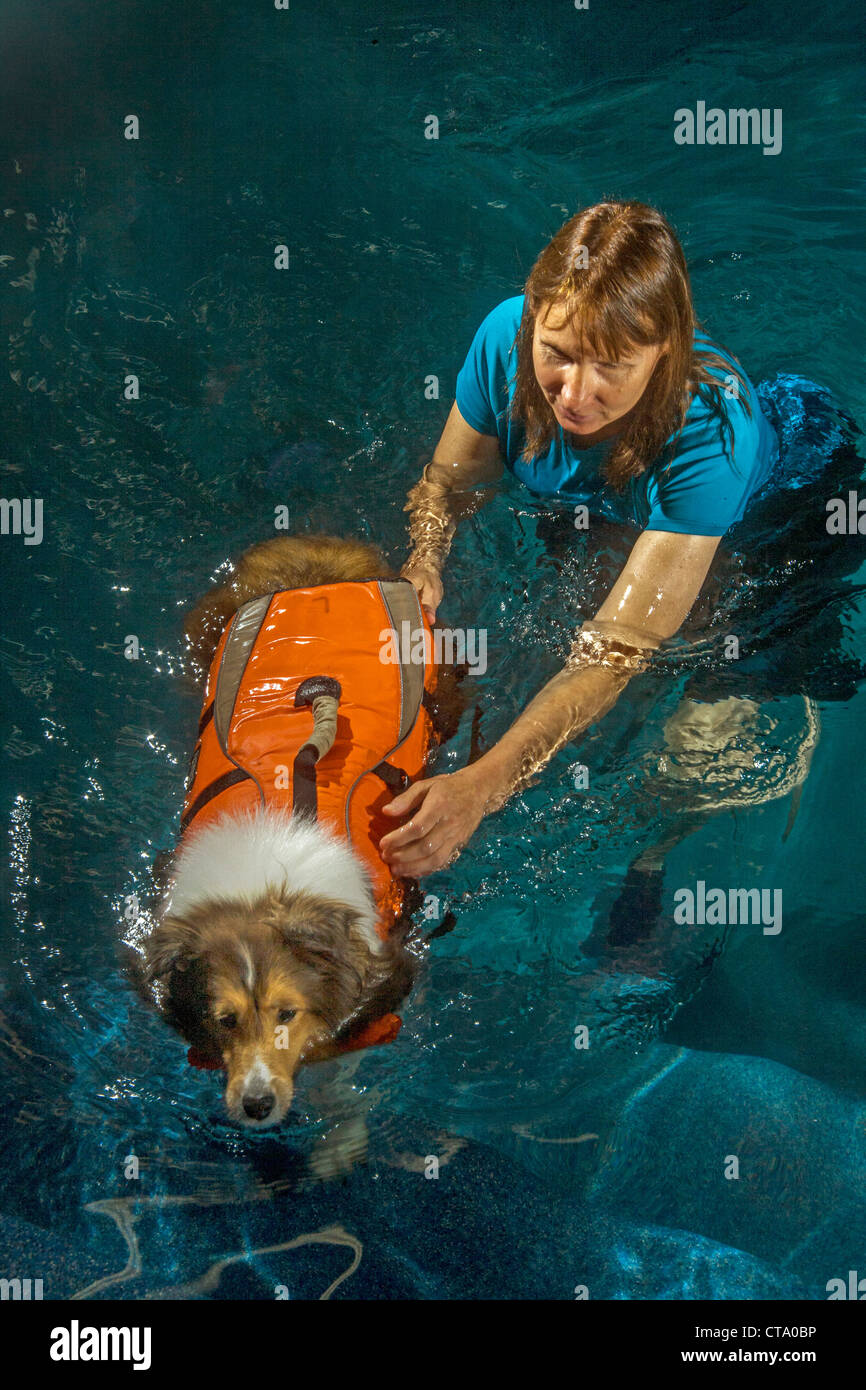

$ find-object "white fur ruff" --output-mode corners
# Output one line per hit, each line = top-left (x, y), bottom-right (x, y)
(161, 806), (383, 953)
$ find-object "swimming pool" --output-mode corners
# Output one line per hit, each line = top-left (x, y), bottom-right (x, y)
(1, 0), (864, 1300)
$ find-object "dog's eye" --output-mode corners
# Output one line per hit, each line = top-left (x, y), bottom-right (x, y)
(277, 1008), (297, 1024)
(218, 1013), (237, 1029)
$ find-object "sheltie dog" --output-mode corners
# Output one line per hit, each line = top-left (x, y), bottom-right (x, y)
(141, 534), (452, 1131)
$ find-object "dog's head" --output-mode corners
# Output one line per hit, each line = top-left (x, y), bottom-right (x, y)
(144, 890), (399, 1128)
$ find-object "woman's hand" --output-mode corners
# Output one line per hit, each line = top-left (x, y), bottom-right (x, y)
(379, 765), (492, 876)
(401, 556), (443, 623)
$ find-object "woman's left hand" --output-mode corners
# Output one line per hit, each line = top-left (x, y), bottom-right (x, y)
(379, 767), (491, 876)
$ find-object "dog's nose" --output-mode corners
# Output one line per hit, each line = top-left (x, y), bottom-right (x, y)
(242, 1092), (275, 1120)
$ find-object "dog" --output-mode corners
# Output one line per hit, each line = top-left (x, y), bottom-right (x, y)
(141, 534), (454, 1130)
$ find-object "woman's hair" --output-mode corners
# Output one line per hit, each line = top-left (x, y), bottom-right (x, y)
(509, 200), (752, 490)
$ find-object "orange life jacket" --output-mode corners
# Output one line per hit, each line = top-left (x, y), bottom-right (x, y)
(180, 578), (436, 1062)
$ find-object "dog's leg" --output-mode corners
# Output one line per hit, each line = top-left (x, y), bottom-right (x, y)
(422, 662), (475, 747)
(305, 1054), (373, 1181)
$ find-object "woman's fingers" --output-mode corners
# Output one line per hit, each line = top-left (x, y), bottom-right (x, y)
(387, 824), (461, 876)
(380, 778), (431, 820)
(401, 559), (444, 623)
(380, 779), (453, 860)
(379, 780), (439, 854)
(380, 817), (438, 856)
(380, 769), (486, 876)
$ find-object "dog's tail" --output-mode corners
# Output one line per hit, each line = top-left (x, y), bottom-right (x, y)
(184, 534), (396, 673)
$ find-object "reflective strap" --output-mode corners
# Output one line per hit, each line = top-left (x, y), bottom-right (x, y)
(183, 593), (273, 834)
(213, 593), (273, 753)
(378, 579), (426, 744)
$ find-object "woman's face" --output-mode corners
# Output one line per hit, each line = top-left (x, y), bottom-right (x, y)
(532, 304), (667, 439)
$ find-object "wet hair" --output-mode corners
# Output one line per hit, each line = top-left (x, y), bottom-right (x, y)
(509, 200), (752, 490)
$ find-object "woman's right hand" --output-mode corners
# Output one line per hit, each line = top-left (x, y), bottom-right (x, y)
(401, 557), (443, 624)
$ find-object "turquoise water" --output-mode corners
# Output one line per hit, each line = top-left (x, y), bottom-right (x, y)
(1, 0), (864, 1299)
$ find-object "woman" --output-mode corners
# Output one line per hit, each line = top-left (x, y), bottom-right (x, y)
(378, 200), (780, 877)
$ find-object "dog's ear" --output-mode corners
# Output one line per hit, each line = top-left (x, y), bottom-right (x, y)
(271, 902), (371, 1028)
(268, 899), (366, 966)
(280, 906), (364, 964)
(144, 915), (203, 982)
(280, 936), (342, 972)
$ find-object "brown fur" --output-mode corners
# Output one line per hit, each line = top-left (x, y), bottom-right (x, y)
(184, 534), (396, 675)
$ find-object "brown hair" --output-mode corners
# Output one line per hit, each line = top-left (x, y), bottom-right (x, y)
(508, 201), (752, 490)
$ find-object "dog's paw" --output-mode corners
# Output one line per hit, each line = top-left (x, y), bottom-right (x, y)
(307, 1115), (370, 1181)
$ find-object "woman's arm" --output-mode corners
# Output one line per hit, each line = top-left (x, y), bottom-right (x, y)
(380, 528), (722, 874)
(471, 529), (722, 809)
(401, 402), (503, 619)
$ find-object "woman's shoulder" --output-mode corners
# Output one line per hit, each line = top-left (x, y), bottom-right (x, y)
(472, 293), (525, 347)
(687, 330), (761, 422)
(691, 330), (752, 392)
(661, 332), (775, 486)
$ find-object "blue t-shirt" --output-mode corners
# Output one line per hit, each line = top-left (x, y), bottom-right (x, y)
(454, 294), (778, 536)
